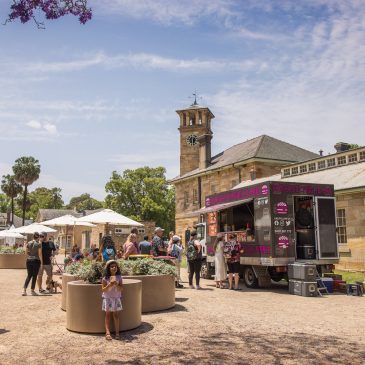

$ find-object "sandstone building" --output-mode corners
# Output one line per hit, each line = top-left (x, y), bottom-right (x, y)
(170, 102), (318, 243)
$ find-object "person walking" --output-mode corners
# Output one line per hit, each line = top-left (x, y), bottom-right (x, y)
(102, 260), (123, 340)
(168, 235), (184, 288)
(37, 232), (56, 294)
(186, 230), (202, 289)
(138, 235), (152, 255)
(151, 227), (167, 256)
(214, 234), (226, 289)
(22, 232), (42, 296)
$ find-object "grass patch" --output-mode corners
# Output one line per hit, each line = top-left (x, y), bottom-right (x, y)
(334, 270), (365, 283)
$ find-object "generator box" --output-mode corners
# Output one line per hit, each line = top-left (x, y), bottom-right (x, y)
(288, 263), (316, 281)
(289, 279), (318, 297)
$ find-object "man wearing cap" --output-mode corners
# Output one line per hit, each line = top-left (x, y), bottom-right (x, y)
(37, 232), (56, 294)
(151, 227), (167, 256)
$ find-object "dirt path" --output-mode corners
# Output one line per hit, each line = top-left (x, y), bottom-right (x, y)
(0, 268), (364, 365)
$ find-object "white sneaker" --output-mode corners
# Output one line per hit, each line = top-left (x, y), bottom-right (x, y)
(196, 285), (201, 290)
(189, 285), (195, 289)
(22, 290), (27, 296)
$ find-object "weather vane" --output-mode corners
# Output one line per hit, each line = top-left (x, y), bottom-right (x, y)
(189, 91), (202, 106)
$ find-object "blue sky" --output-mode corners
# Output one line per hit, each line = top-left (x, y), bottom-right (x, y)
(0, 0), (364, 203)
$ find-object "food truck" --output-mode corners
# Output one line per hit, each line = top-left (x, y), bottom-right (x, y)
(194, 180), (339, 288)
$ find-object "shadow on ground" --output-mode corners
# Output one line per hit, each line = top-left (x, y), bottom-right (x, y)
(0, 329), (10, 335)
(103, 330), (365, 365)
(144, 304), (188, 315)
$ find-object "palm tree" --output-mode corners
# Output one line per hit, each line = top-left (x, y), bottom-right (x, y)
(1, 175), (23, 225)
(13, 156), (41, 225)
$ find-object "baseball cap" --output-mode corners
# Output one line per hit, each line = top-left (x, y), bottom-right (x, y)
(154, 227), (164, 233)
(172, 235), (181, 242)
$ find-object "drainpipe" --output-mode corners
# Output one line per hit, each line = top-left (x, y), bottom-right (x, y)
(198, 176), (202, 208)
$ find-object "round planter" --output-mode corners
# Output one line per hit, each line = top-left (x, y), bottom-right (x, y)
(61, 273), (78, 311)
(125, 274), (175, 313)
(0, 254), (26, 269)
(66, 279), (142, 333)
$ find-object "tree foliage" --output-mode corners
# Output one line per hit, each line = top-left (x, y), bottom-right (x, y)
(7, 0), (92, 28)
(0, 193), (10, 213)
(13, 156), (41, 225)
(1, 174), (23, 224)
(105, 166), (175, 232)
(67, 193), (103, 211)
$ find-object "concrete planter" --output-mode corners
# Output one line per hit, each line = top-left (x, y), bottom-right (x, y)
(125, 274), (175, 313)
(61, 273), (78, 311)
(66, 279), (142, 333)
(0, 254), (26, 269)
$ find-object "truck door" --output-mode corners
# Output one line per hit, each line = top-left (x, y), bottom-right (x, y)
(314, 197), (339, 259)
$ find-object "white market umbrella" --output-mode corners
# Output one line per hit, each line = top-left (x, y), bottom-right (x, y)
(11, 223), (57, 234)
(77, 209), (143, 227)
(40, 214), (96, 228)
(0, 230), (26, 239)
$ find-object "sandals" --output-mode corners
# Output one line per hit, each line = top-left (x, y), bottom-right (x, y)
(106, 333), (112, 340)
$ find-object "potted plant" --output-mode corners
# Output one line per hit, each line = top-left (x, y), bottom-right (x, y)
(0, 246), (26, 269)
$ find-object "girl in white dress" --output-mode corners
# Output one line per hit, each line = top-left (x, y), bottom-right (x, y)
(214, 235), (226, 288)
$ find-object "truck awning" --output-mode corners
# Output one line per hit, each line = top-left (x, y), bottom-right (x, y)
(192, 198), (253, 215)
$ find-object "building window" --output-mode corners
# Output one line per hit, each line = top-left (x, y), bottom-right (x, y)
(291, 167), (298, 175)
(337, 156), (346, 165)
(184, 191), (189, 206)
(327, 158), (336, 167)
(348, 153), (357, 163)
(318, 160), (326, 170)
(283, 168), (290, 177)
(336, 209), (347, 244)
(308, 163), (316, 172)
(299, 165), (307, 174)
(360, 151), (365, 161)
(193, 189), (198, 204)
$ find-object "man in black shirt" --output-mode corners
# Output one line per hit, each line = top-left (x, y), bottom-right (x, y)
(37, 232), (56, 294)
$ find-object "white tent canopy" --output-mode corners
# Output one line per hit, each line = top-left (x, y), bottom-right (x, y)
(10, 223), (57, 234)
(77, 209), (143, 226)
(0, 230), (26, 239)
(40, 215), (96, 228)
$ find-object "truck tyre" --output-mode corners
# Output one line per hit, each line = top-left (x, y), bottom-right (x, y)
(201, 261), (212, 280)
(243, 266), (258, 288)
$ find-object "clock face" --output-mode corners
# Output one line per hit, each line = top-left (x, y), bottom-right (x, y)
(186, 134), (198, 146)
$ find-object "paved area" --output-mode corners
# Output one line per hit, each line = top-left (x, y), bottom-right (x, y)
(0, 266), (364, 365)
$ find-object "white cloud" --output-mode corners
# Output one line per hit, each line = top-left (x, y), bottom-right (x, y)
(26, 120), (42, 129)
(43, 123), (58, 135)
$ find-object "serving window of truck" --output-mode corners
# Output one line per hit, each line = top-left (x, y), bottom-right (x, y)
(202, 181), (338, 264)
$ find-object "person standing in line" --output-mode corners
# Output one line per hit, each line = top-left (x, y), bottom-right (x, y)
(102, 260), (123, 340)
(225, 234), (241, 290)
(101, 235), (117, 261)
(22, 232), (43, 296)
(186, 230), (202, 289)
(37, 232), (56, 294)
(123, 233), (138, 259)
(168, 235), (184, 288)
(139, 235), (152, 255)
(214, 234), (226, 289)
(151, 227), (167, 256)
(130, 227), (140, 254)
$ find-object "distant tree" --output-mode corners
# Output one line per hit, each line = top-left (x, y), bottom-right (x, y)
(105, 166), (175, 232)
(13, 156), (41, 225)
(22, 187), (64, 219)
(6, 0), (92, 28)
(67, 193), (103, 211)
(350, 144), (359, 149)
(0, 193), (10, 213)
(1, 174), (23, 224)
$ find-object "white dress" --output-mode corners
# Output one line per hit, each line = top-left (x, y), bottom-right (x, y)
(214, 241), (226, 281)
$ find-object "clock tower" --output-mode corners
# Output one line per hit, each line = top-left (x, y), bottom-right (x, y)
(176, 99), (215, 176)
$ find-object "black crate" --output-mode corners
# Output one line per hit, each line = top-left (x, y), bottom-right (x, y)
(288, 263), (316, 281)
(297, 245), (316, 260)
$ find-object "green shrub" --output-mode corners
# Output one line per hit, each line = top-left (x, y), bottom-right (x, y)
(0, 246), (25, 254)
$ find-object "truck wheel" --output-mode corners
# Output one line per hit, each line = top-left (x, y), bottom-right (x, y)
(201, 261), (212, 280)
(243, 266), (258, 288)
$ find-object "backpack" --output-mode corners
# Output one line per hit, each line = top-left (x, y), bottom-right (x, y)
(169, 244), (179, 259)
(186, 240), (198, 261)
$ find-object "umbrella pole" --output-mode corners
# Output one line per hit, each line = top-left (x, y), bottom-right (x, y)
(64, 224), (68, 257)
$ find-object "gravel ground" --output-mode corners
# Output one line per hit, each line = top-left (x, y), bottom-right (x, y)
(0, 265), (365, 365)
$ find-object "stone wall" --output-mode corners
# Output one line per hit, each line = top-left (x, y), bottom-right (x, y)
(336, 191), (365, 270)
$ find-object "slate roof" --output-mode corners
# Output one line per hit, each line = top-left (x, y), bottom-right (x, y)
(171, 135), (318, 182)
(36, 209), (82, 222)
(233, 161), (365, 192)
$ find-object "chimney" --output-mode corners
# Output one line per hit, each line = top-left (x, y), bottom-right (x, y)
(198, 134), (212, 169)
(319, 149), (323, 156)
(334, 142), (351, 153)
